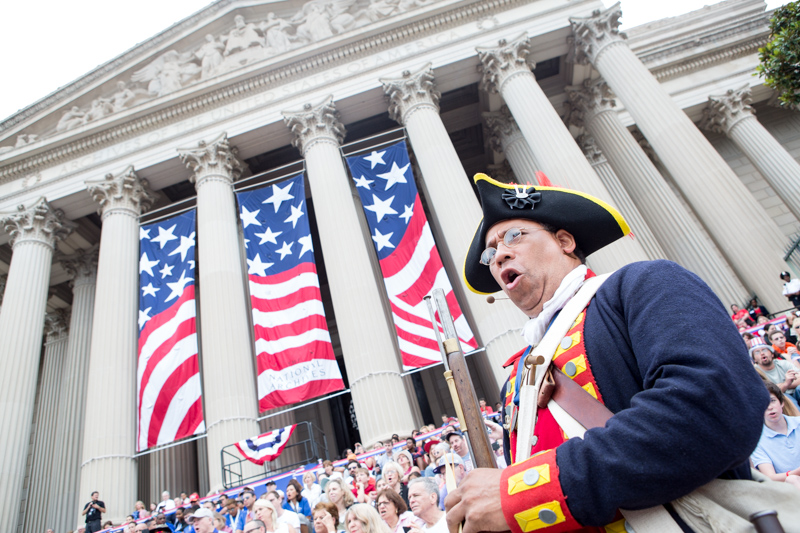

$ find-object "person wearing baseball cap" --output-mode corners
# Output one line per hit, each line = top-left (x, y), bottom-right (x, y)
(445, 174), (769, 533)
(781, 271), (800, 309)
(187, 507), (217, 532)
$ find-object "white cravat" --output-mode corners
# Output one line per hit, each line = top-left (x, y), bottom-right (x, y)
(521, 264), (587, 347)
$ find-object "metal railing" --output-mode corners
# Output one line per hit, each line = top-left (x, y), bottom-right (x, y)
(220, 421), (329, 489)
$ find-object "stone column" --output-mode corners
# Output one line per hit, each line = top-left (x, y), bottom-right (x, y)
(0, 198), (72, 532)
(283, 97), (417, 444)
(575, 134), (666, 262)
(380, 65), (527, 388)
(476, 34), (648, 274)
(47, 247), (98, 533)
(149, 441), (199, 499)
(483, 105), (541, 183)
(80, 167), (155, 523)
(701, 84), (800, 225)
(178, 133), (261, 490)
(570, 3), (790, 310)
(567, 80), (750, 305)
(23, 311), (70, 533)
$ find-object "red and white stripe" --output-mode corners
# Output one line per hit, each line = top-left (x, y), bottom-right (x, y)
(137, 286), (205, 451)
(250, 262), (343, 410)
(380, 196), (477, 369)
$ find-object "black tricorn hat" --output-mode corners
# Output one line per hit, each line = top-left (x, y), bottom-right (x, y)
(463, 173), (631, 294)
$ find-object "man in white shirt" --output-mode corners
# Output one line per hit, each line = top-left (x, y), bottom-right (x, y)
(408, 478), (447, 533)
(155, 491), (176, 513)
(782, 271), (800, 309)
(266, 491), (301, 530)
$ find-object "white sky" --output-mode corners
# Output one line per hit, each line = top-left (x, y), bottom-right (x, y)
(0, 0), (786, 122)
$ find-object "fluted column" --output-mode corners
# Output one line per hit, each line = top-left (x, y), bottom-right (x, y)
(178, 133), (261, 489)
(149, 441), (199, 499)
(380, 65), (526, 388)
(570, 3), (790, 310)
(575, 134), (666, 262)
(477, 34), (648, 274)
(24, 311), (70, 533)
(483, 105), (541, 183)
(80, 167), (155, 523)
(701, 84), (800, 225)
(0, 198), (73, 533)
(48, 247), (98, 533)
(283, 97), (416, 444)
(567, 80), (750, 305)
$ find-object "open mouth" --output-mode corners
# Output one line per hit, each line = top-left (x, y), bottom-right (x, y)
(501, 268), (521, 287)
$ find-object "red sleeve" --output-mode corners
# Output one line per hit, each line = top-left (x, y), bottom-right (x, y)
(499, 449), (581, 533)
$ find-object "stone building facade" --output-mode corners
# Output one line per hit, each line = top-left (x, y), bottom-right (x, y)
(1, 0), (799, 530)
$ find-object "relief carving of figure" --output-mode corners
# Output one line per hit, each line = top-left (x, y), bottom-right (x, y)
(260, 13), (295, 54)
(56, 106), (88, 132)
(111, 81), (137, 112)
(364, 0), (401, 22)
(294, 2), (334, 43)
(85, 98), (114, 122)
(0, 133), (38, 155)
(195, 34), (225, 79)
(131, 50), (201, 97)
(223, 15), (265, 56)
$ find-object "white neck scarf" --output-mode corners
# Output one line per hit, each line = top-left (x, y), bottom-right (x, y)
(521, 264), (588, 347)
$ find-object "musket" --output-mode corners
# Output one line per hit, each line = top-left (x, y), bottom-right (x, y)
(424, 289), (497, 470)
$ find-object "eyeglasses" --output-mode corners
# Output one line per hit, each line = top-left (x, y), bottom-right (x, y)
(377, 501), (392, 507)
(480, 227), (542, 266)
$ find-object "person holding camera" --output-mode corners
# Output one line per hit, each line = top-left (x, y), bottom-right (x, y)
(82, 491), (106, 533)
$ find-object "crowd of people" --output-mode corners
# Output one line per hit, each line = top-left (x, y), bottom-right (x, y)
(76, 412), (506, 533)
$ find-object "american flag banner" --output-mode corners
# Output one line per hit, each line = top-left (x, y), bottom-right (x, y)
(234, 424), (297, 465)
(236, 175), (344, 411)
(345, 141), (477, 369)
(137, 210), (204, 452)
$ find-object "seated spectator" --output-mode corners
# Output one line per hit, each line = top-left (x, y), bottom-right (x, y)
(344, 460), (360, 485)
(770, 330), (799, 359)
(214, 511), (234, 533)
(173, 508), (189, 532)
(406, 478), (445, 533)
(731, 303), (751, 325)
(318, 460), (336, 488)
(344, 503), (391, 533)
(267, 491), (301, 532)
(750, 338), (800, 406)
(103, 521), (114, 530)
(324, 478), (355, 530)
(432, 453), (465, 511)
(187, 508), (217, 533)
(351, 468), (376, 503)
(748, 298), (770, 322)
(404, 438), (426, 470)
(751, 382), (800, 489)
(235, 488), (257, 533)
(423, 442), (447, 478)
(478, 398), (494, 415)
(393, 450), (420, 483)
(444, 431), (472, 472)
(376, 488), (422, 533)
(133, 500), (150, 521)
(354, 442), (365, 455)
(381, 462), (408, 506)
(302, 471), (323, 508)
(313, 502), (339, 533)
(781, 271), (800, 309)
(156, 492), (177, 514)
(255, 498), (296, 533)
(285, 479), (313, 533)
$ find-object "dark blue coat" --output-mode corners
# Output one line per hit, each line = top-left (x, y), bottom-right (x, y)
(502, 260), (768, 527)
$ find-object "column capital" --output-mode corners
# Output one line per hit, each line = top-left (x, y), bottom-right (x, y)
(282, 96), (347, 155)
(44, 310), (70, 342)
(1, 197), (74, 249)
(569, 2), (627, 65)
(483, 105), (523, 153)
(59, 245), (99, 288)
(380, 63), (441, 125)
(630, 128), (660, 164)
(477, 33), (535, 94)
(178, 132), (244, 188)
(565, 79), (617, 127)
(576, 134), (607, 166)
(699, 85), (755, 135)
(86, 166), (157, 219)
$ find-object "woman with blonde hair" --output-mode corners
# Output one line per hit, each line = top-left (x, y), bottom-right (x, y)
(253, 498), (297, 533)
(392, 451), (419, 483)
(302, 471), (323, 507)
(133, 500), (150, 520)
(325, 478), (354, 530)
(344, 503), (391, 533)
(380, 462), (408, 506)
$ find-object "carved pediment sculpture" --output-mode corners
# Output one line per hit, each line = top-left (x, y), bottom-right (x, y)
(0, 0), (439, 154)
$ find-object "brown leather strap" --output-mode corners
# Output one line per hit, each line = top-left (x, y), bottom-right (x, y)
(550, 366), (614, 430)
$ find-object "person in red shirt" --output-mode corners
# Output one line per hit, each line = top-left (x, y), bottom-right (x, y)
(352, 468), (376, 503)
(478, 398), (494, 415)
(731, 304), (750, 325)
(770, 330), (799, 362)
